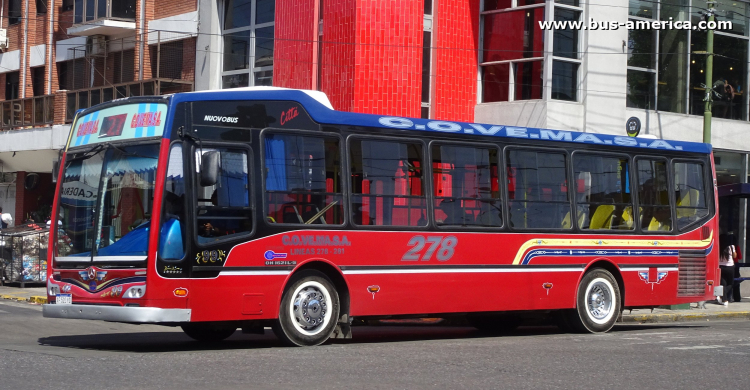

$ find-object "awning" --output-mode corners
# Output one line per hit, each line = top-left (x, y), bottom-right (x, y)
(718, 183), (750, 198)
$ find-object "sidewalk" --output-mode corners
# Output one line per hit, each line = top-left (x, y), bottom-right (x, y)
(2, 285), (749, 324)
(621, 298), (750, 323)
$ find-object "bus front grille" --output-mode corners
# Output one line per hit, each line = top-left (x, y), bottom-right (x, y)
(677, 251), (706, 297)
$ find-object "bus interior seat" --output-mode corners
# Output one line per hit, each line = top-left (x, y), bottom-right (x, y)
(647, 216), (671, 231)
(619, 206), (639, 229)
(561, 209), (586, 229)
(588, 204), (615, 230)
(676, 189), (699, 218)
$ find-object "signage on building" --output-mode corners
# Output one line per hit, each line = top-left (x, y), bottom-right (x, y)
(626, 117), (641, 137)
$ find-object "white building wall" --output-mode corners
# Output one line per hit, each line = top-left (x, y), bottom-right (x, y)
(195, 0), (223, 91)
(581, 0), (629, 136)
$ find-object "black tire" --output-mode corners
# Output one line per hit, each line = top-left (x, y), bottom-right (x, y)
(467, 314), (521, 334)
(566, 268), (622, 333)
(272, 270), (340, 347)
(181, 323), (236, 342)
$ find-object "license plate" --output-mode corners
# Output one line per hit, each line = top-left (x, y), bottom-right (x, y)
(56, 294), (72, 305)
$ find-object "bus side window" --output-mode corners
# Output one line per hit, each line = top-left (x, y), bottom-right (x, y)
(573, 154), (633, 231)
(674, 161), (708, 230)
(264, 133), (344, 225)
(636, 158), (671, 232)
(350, 139), (427, 226)
(506, 149), (570, 229)
(431, 144), (501, 227)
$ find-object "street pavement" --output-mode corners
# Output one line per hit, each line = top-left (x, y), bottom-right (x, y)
(0, 297), (748, 390)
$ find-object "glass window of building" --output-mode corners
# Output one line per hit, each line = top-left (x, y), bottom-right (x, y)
(626, 27), (656, 109)
(657, 0), (690, 114)
(690, 31), (748, 120)
(629, 0), (656, 19)
(481, 0), (581, 103)
(222, 0), (275, 89)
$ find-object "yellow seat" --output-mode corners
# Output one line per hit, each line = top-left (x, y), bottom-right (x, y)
(648, 217), (671, 231)
(676, 189), (699, 218)
(589, 205), (615, 230)
(620, 206), (634, 229)
(561, 209), (586, 229)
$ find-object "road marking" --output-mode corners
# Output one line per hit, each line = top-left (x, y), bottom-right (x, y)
(667, 345), (725, 350)
(0, 309), (7, 314)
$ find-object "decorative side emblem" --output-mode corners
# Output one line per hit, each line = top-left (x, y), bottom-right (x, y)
(367, 285), (380, 300)
(264, 250), (288, 260)
(639, 268), (668, 290)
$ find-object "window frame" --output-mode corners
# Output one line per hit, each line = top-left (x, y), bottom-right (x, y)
(428, 140), (505, 231)
(220, 0), (275, 89)
(346, 134), (430, 230)
(570, 151), (635, 232)
(502, 144), (573, 232)
(191, 140), (256, 248)
(478, 0), (583, 103)
(260, 127), (347, 227)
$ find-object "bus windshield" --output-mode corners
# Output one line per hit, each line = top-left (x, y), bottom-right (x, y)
(57, 143), (160, 261)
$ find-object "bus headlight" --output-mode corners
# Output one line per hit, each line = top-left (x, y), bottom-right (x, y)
(124, 285), (146, 298)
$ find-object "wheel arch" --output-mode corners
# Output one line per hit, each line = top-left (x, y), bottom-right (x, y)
(289, 260), (351, 321)
(584, 259), (625, 307)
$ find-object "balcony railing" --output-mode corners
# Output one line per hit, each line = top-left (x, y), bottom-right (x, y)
(74, 0), (136, 24)
(0, 96), (55, 130)
(65, 79), (193, 122)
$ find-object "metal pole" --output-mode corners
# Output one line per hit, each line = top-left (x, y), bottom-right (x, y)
(703, 1), (716, 144)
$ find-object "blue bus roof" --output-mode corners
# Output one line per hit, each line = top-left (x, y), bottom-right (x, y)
(167, 88), (712, 154)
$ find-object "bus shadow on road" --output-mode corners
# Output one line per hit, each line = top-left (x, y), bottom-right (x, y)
(36, 323), (707, 352)
(37, 331), (284, 353)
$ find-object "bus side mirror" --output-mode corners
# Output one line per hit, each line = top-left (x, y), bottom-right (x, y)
(200, 151), (220, 187)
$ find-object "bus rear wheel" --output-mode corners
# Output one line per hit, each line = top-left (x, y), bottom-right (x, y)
(181, 323), (236, 342)
(273, 270), (340, 347)
(567, 268), (621, 333)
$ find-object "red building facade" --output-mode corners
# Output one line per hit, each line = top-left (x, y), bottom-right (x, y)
(274, 0), (480, 122)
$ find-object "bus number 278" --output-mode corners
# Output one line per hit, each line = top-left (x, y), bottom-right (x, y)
(401, 236), (457, 262)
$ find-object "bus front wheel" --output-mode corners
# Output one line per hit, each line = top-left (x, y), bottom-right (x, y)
(567, 268), (621, 333)
(273, 270), (340, 347)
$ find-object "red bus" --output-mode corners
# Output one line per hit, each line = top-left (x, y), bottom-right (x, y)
(44, 88), (718, 346)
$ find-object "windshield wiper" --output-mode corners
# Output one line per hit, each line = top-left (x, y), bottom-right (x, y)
(65, 143), (107, 164)
(110, 143), (158, 159)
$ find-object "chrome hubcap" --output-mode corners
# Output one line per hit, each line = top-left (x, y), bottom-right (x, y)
(587, 281), (612, 320)
(292, 286), (328, 331)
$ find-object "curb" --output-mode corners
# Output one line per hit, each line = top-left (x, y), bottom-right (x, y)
(28, 296), (48, 304)
(621, 311), (750, 323)
(1, 294), (47, 304)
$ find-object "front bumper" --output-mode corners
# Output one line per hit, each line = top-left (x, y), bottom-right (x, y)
(43, 304), (191, 323)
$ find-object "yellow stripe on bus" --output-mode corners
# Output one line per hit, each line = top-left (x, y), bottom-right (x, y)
(511, 231), (713, 265)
